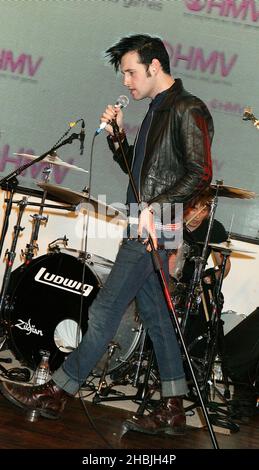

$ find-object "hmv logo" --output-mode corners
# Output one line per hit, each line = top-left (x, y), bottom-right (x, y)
(0, 49), (43, 77)
(185, 0), (259, 22)
(34, 267), (94, 297)
(164, 41), (237, 77)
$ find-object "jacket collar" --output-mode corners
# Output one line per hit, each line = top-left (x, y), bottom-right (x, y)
(155, 78), (184, 111)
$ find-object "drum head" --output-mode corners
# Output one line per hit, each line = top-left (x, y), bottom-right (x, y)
(6, 253), (99, 371)
(6, 252), (141, 376)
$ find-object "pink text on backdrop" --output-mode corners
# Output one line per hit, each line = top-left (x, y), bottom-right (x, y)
(185, 0), (259, 22)
(164, 41), (237, 77)
(0, 49), (43, 77)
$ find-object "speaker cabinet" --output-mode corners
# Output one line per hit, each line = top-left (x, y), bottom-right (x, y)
(224, 307), (259, 383)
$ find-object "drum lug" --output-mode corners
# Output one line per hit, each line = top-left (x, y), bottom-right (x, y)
(2, 295), (14, 315)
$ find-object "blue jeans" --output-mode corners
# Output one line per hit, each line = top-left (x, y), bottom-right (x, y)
(52, 239), (188, 397)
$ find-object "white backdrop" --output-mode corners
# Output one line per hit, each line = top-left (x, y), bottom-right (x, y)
(1, 0), (259, 236)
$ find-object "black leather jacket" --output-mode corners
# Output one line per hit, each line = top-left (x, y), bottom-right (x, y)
(108, 79), (214, 208)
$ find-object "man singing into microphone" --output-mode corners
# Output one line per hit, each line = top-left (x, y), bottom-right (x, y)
(0, 34), (213, 437)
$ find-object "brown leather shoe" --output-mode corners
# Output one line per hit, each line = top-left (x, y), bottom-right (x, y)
(0, 379), (70, 419)
(123, 397), (186, 436)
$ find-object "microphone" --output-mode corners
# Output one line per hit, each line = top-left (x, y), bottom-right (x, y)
(79, 120), (85, 155)
(242, 106), (253, 121)
(95, 95), (129, 135)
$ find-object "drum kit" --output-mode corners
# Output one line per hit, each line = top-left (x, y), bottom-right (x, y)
(0, 160), (258, 406)
(0, 151), (132, 376)
(169, 182), (257, 405)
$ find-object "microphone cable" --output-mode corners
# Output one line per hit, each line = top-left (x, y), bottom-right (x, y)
(72, 129), (114, 450)
(0, 363), (31, 382)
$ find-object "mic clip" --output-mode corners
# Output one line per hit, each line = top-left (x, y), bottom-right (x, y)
(79, 120), (86, 155)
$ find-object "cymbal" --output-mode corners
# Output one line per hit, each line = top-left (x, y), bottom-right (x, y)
(37, 182), (126, 220)
(209, 183), (256, 199)
(206, 241), (256, 254)
(14, 153), (88, 173)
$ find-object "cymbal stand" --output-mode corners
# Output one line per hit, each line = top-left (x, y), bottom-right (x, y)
(0, 195), (28, 333)
(0, 126), (82, 261)
(0, 177), (19, 258)
(0, 126), (82, 342)
(181, 190), (219, 333)
(0, 129), (82, 189)
(94, 342), (122, 398)
(110, 121), (219, 448)
(92, 326), (160, 408)
(207, 248), (232, 399)
(21, 165), (52, 264)
(185, 244), (237, 430)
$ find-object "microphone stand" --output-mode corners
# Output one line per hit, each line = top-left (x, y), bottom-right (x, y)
(0, 132), (81, 188)
(111, 121), (219, 449)
(0, 177), (19, 258)
(0, 131), (82, 333)
(0, 130), (81, 253)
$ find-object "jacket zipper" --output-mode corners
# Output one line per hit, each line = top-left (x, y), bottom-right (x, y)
(138, 110), (154, 203)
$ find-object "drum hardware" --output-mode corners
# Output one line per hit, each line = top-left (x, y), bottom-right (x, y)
(184, 251), (237, 430)
(92, 326), (161, 411)
(179, 182), (244, 431)
(11, 199), (76, 212)
(172, 241), (191, 281)
(0, 123), (86, 191)
(95, 342), (121, 396)
(21, 212), (49, 263)
(181, 255), (209, 333)
(48, 237), (115, 269)
(189, 241), (254, 405)
(131, 340), (161, 418)
(22, 165), (52, 264)
(21, 170), (48, 263)
(0, 177), (20, 258)
(0, 123), (87, 297)
(48, 236), (69, 252)
(0, 196), (28, 327)
(21, 161), (73, 264)
(0, 121), (87, 256)
(171, 179), (253, 430)
(47, 241), (112, 269)
(96, 325), (146, 391)
(181, 180), (224, 334)
(0, 128), (85, 277)
(0, 125), (88, 362)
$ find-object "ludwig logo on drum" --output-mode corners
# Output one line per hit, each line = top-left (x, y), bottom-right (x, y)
(34, 267), (94, 296)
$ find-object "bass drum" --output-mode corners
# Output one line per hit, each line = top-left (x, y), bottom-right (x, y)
(5, 251), (141, 374)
